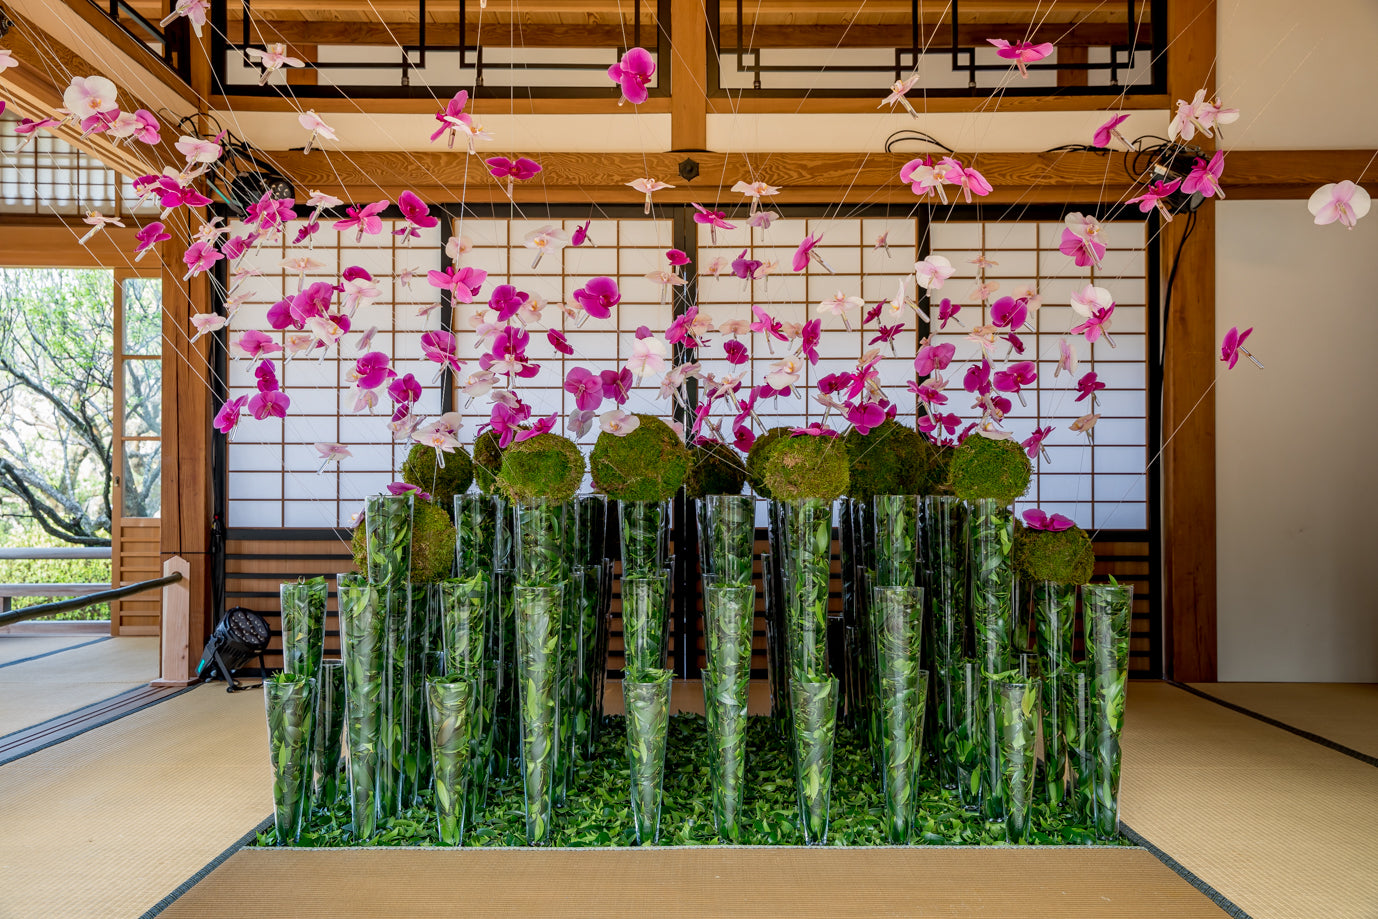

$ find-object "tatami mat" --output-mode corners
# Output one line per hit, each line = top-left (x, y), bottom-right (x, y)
(0, 684), (270, 919)
(0, 636), (157, 736)
(157, 846), (1227, 919)
(0, 633), (102, 666)
(1119, 681), (1378, 919)
(1187, 682), (1378, 759)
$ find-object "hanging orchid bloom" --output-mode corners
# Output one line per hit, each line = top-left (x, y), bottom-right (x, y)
(235, 329), (282, 360)
(1093, 113), (1131, 149)
(77, 211), (124, 245)
(340, 274), (380, 316)
(901, 157), (950, 203)
(1070, 306), (1116, 348)
(1070, 284), (1114, 321)
(547, 328), (574, 356)
(187, 312), (226, 343)
(427, 265), (488, 303)
(1181, 150), (1226, 199)
(1020, 427), (1054, 463)
(1023, 508), (1073, 531)
(392, 190), (438, 243)
(430, 90), (470, 147)
(246, 191), (296, 234)
(600, 408), (640, 435)
(333, 200), (390, 243)
(349, 351), (396, 391)
(454, 118), (493, 155)
(986, 39), (1055, 78)
(993, 361), (1038, 406)
(627, 334), (670, 379)
(134, 221), (171, 260)
(1069, 412), (1100, 441)
(1170, 89), (1239, 142)
(879, 75), (921, 117)
(523, 225), (570, 269)
(1128, 179), (1183, 222)
(608, 47), (656, 105)
(1075, 370), (1106, 406)
(1060, 212), (1106, 269)
(966, 324), (999, 355)
(1221, 326), (1263, 369)
(764, 356), (802, 391)
(691, 203), (735, 245)
(246, 43), (305, 84)
(914, 341), (956, 376)
(0, 50), (17, 72)
(313, 442), (352, 472)
(913, 255), (955, 291)
(989, 295), (1028, 330)
(749, 210), (779, 230)
(818, 291), (865, 331)
(213, 395), (248, 437)
(248, 389), (290, 420)
(13, 117), (60, 151)
(666, 248), (691, 268)
(731, 249), (762, 287)
(571, 220), (594, 247)
(644, 270), (686, 306)
(935, 298), (962, 329)
(627, 178), (673, 214)
(486, 156), (542, 198)
(792, 234), (833, 273)
(415, 419), (462, 463)
(280, 256), (324, 291)
(750, 304), (787, 352)
(182, 240), (223, 279)
(939, 157), (993, 202)
(175, 133), (221, 165)
(160, 0), (209, 36)
(1308, 181), (1371, 228)
(297, 110), (337, 154)
(63, 75), (119, 126)
(1055, 338), (1078, 378)
(731, 179), (781, 215)
(304, 189), (342, 223)
(395, 267), (421, 290)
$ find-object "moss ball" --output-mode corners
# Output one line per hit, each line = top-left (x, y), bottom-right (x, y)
(842, 420), (945, 500)
(497, 433), (586, 505)
(761, 434), (850, 502)
(401, 443), (473, 513)
(472, 429), (504, 495)
(351, 496), (456, 584)
(745, 426), (792, 499)
(684, 440), (748, 499)
(1015, 524), (1096, 585)
(589, 415), (691, 502)
(947, 434), (1032, 506)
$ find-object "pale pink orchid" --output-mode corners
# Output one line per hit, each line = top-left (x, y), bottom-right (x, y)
(703, 256), (730, 278)
(879, 75), (921, 117)
(968, 279), (1000, 303)
(454, 118), (493, 155)
(281, 256), (325, 289)
(523, 225), (570, 268)
(748, 210), (779, 229)
(188, 313), (226, 342)
(644, 270), (686, 306)
(1055, 338), (1078, 378)
(567, 409), (596, 439)
(731, 179), (781, 215)
(1069, 413), (1100, 441)
(627, 335), (670, 379)
(430, 90), (471, 147)
(874, 231), (891, 255)
(445, 236), (474, 262)
(353, 389), (379, 414)
(297, 110), (337, 154)
(914, 255), (955, 291)
(175, 134), (222, 164)
(608, 47), (656, 105)
(192, 217), (226, 244)
(340, 276), (380, 315)
(312, 442), (352, 472)
(246, 44), (305, 84)
(415, 420), (462, 460)
(77, 211), (124, 245)
(356, 326), (378, 351)
(235, 330), (282, 360)
(1060, 212), (1106, 268)
(283, 333), (317, 358)
(987, 39), (1054, 78)
(1221, 326), (1264, 370)
(627, 177), (672, 214)
(395, 267), (421, 289)
(0, 50), (17, 72)
(160, 0), (209, 36)
(966, 324), (1000, 354)
(1309, 181), (1371, 228)
(1070, 284), (1114, 319)
(63, 76), (119, 120)
(900, 157), (950, 203)
(1170, 89), (1239, 141)
(939, 157), (993, 202)
(306, 315), (347, 355)
(818, 291), (865, 331)
(1093, 113), (1131, 149)
(600, 409), (640, 435)
(765, 357), (803, 390)
(719, 318), (751, 337)
(460, 371), (499, 403)
(1181, 150), (1226, 199)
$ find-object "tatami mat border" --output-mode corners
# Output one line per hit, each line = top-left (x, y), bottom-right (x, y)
(1120, 823), (1251, 919)
(0, 684), (195, 766)
(0, 636), (110, 669)
(139, 816), (274, 919)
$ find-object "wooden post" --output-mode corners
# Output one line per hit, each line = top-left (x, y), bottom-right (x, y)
(1160, 0), (1218, 681)
(152, 556), (194, 686)
(670, 0), (708, 150)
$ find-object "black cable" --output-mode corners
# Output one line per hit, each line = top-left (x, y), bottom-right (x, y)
(884, 130), (955, 154)
(1158, 207), (1197, 367)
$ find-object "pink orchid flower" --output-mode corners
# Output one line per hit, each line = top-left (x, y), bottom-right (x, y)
(160, 0), (208, 36)
(1181, 150), (1226, 199)
(627, 335), (669, 379)
(600, 409), (640, 436)
(331, 200), (389, 242)
(936, 298), (963, 329)
(1020, 426), (1053, 462)
(1170, 89), (1239, 142)
(486, 156), (542, 197)
(296, 110), (337, 155)
(427, 266), (488, 303)
(989, 295), (1028, 329)
(666, 248), (691, 267)
(1221, 326), (1263, 370)
(248, 390), (290, 420)
(235, 330), (282, 360)
(134, 221), (171, 260)
(1023, 508), (1073, 531)
(818, 291), (865, 331)
(1070, 413), (1101, 440)
(938, 157), (993, 202)
(421, 330), (463, 376)
(572, 276), (621, 320)
(986, 39), (1055, 78)
(749, 210), (779, 229)
(246, 43), (305, 83)
(395, 190), (438, 239)
(350, 351), (396, 390)
(213, 395), (248, 436)
(1308, 181), (1371, 229)
(313, 442), (352, 471)
(488, 284), (530, 322)
(879, 75), (921, 118)
(722, 340), (749, 365)
(188, 312), (226, 342)
(1127, 179), (1183, 222)
(626, 177), (672, 214)
(430, 90), (470, 146)
(1093, 113), (1131, 149)
(913, 255), (955, 291)
(571, 220), (593, 246)
(731, 179), (781, 215)
(182, 240), (223, 279)
(564, 367), (604, 412)
(750, 304), (787, 349)
(524, 225), (570, 268)
(1070, 305), (1116, 347)
(792, 234), (834, 274)
(175, 133), (221, 164)
(608, 47), (656, 105)
(914, 341), (956, 376)
(0, 50), (17, 73)
(1075, 370), (1105, 405)
(846, 401), (888, 435)
(1055, 338), (1077, 378)
(900, 157), (950, 203)
(692, 203), (735, 245)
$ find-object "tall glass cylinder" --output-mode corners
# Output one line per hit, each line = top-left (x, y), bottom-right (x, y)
(311, 659), (346, 808)
(953, 658), (984, 810)
(440, 575), (488, 678)
(760, 550), (789, 731)
(515, 583), (563, 845)
(624, 668), (672, 845)
(569, 564), (603, 759)
(426, 675), (473, 846)
(873, 496), (921, 588)
(992, 676), (1041, 843)
(621, 573), (670, 676)
(265, 672), (316, 845)
(279, 577), (327, 682)
(514, 500), (567, 587)
(700, 495), (755, 587)
(790, 676), (839, 845)
(376, 582), (413, 815)
(703, 584), (755, 841)
(365, 493), (415, 587)
(338, 574), (383, 839)
(923, 496), (970, 788)
(871, 585), (925, 843)
(1063, 662), (1096, 825)
(1083, 582), (1134, 839)
(488, 568), (519, 777)
(454, 493), (498, 574)
(574, 495), (608, 568)
(969, 499), (1016, 675)
(1032, 580), (1076, 806)
(618, 500), (670, 579)
(493, 494), (514, 571)
(780, 499), (833, 682)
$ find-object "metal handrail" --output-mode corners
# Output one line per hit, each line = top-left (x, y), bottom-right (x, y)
(0, 548), (112, 560)
(0, 572), (183, 630)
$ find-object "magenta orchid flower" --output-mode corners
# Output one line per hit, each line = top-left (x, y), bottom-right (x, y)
(914, 341), (956, 376)
(1181, 150), (1226, 199)
(332, 200), (390, 242)
(723, 340), (749, 365)
(1070, 306), (1116, 347)
(792, 424), (839, 438)
(938, 157), (993, 202)
(547, 329), (574, 355)
(692, 203), (735, 245)
(1020, 427), (1054, 463)
(608, 47), (655, 105)
(488, 284), (530, 322)
(731, 249), (762, 284)
(792, 234), (834, 274)
(235, 330), (282, 360)
(245, 191), (295, 233)
(1308, 181), (1371, 228)
(421, 330), (463, 376)
(564, 367), (604, 412)
(666, 248), (691, 268)
(750, 304), (787, 350)
(430, 90), (470, 147)
(986, 39), (1054, 78)
(395, 190), (438, 240)
(248, 389), (290, 420)
(134, 221), (171, 260)
(1023, 508), (1073, 531)
(910, 373), (949, 409)
(993, 360), (1037, 405)
(1093, 113), (1131, 149)
(351, 351), (396, 390)
(213, 395), (248, 436)
(572, 276), (621, 320)
(989, 295), (1028, 330)
(900, 156), (948, 203)
(427, 266), (488, 303)
(1220, 326), (1263, 370)
(571, 220), (593, 246)
(600, 368), (633, 406)
(182, 240), (223, 279)
(155, 176), (212, 217)
(936, 298), (962, 329)
(799, 319), (822, 365)
(1128, 179), (1183, 222)
(387, 373), (422, 405)
(1075, 370), (1105, 405)
(486, 156), (542, 198)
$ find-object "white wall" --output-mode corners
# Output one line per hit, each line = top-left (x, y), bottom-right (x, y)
(1216, 201), (1378, 681)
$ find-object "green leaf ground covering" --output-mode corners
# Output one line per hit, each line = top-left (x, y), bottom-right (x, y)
(257, 715), (1128, 848)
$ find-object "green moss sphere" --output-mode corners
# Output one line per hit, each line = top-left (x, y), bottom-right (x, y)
(400, 443), (473, 513)
(1015, 524), (1096, 586)
(590, 414), (691, 502)
(472, 429), (504, 495)
(761, 434), (850, 502)
(351, 496), (456, 584)
(842, 420), (945, 499)
(683, 440), (748, 499)
(745, 426), (792, 499)
(497, 433), (586, 505)
(947, 434), (1032, 506)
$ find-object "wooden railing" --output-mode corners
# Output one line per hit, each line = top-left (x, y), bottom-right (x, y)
(0, 547), (112, 617)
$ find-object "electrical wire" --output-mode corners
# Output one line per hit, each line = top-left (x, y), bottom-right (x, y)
(883, 130), (955, 155)
(1157, 207), (1198, 368)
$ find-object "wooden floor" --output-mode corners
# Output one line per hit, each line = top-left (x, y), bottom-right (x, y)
(0, 663), (1373, 918)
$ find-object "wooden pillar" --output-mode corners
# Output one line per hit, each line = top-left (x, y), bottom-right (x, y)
(670, 0), (708, 150)
(1160, 0), (1217, 681)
